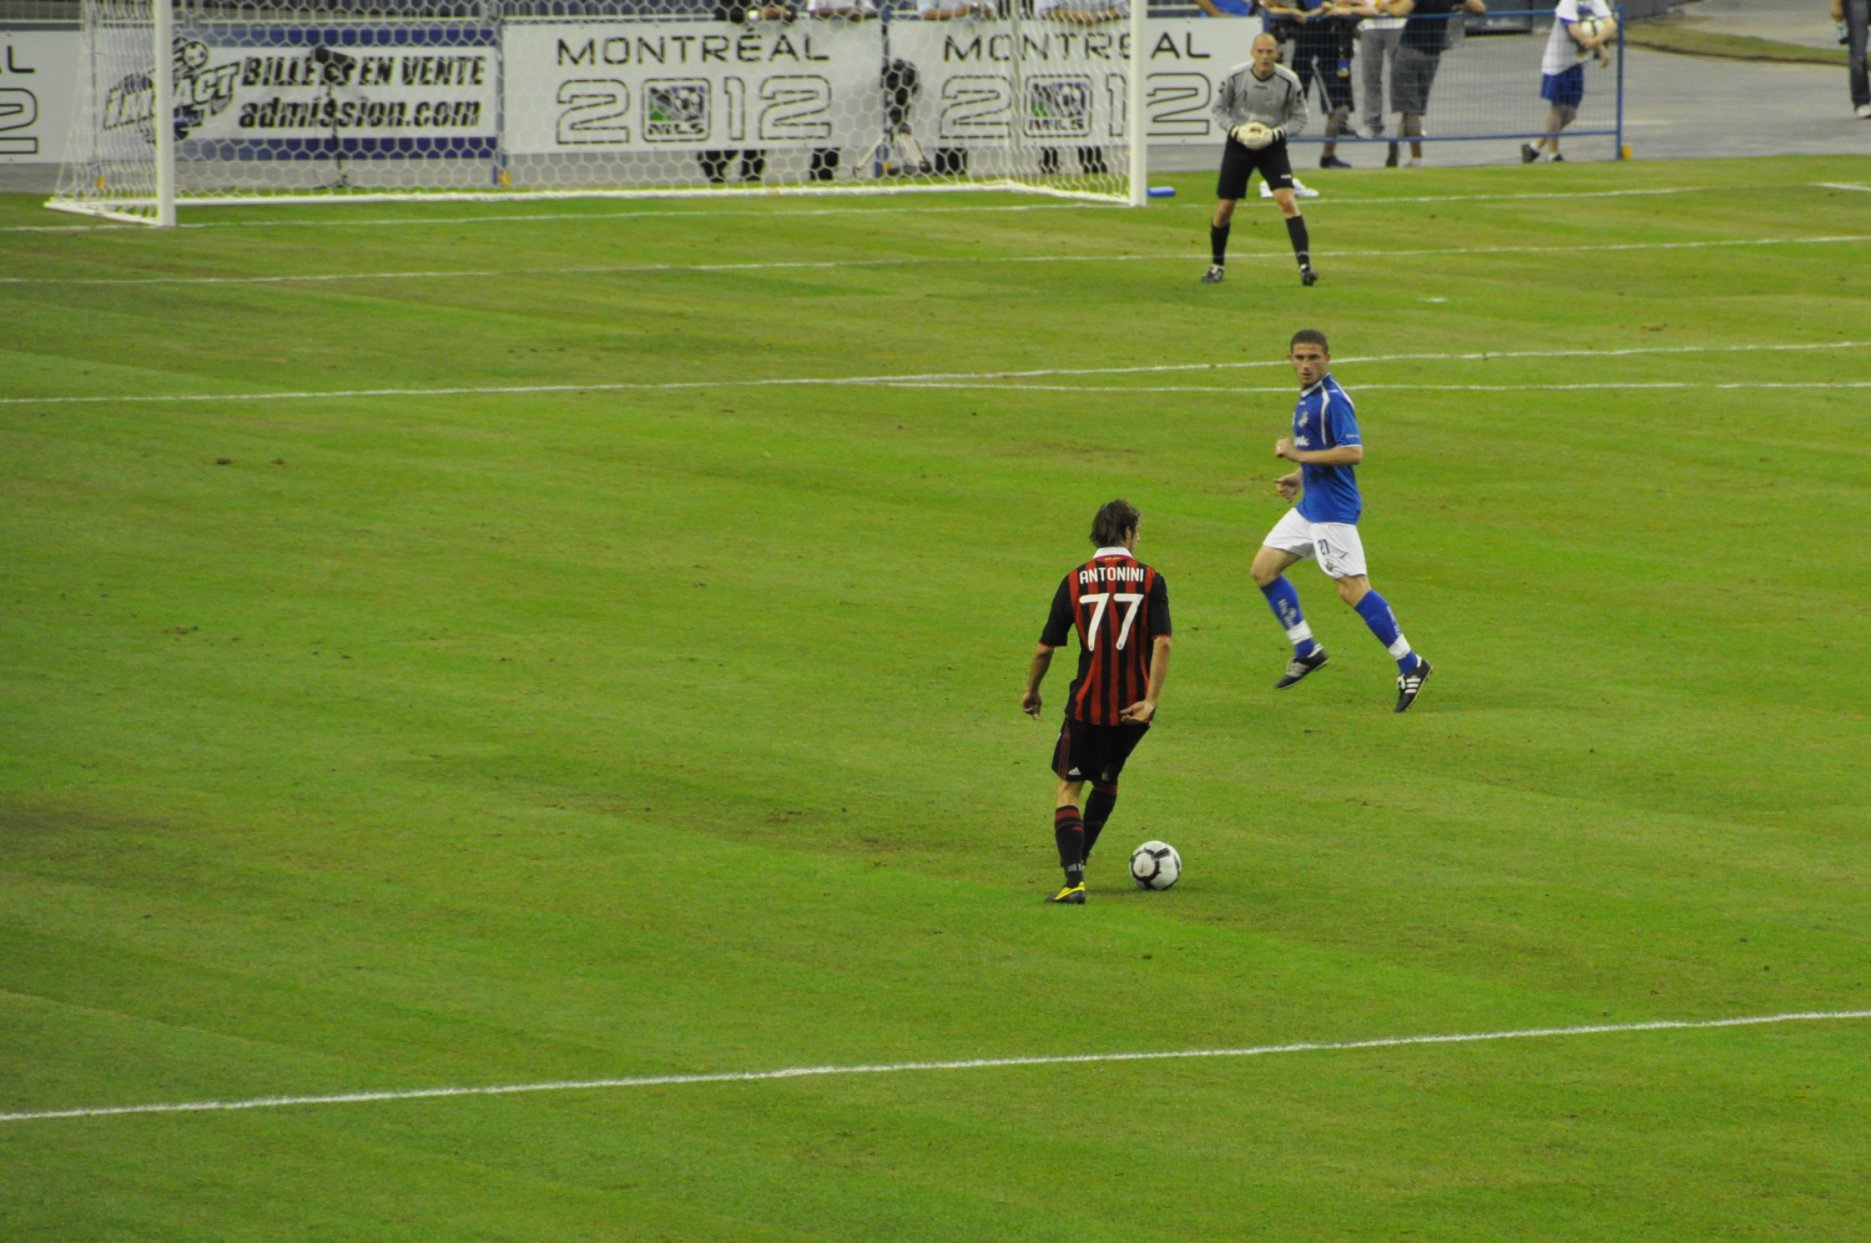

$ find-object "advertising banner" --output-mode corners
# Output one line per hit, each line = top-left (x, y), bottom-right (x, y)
(501, 18), (1254, 158)
(90, 25), (500, 161)
(19, 18), (1265, 167)
(0, 29), (79, 163)
(502, 19), (885, 157)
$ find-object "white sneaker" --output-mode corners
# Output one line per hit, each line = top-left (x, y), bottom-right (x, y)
(1405, 159), (1423, 168)
(1263, 177), (1321, 199)
(1857, 103), (1871, 118)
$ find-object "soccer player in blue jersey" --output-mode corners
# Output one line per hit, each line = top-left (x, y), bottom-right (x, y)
(1250, 329), (1433, 712)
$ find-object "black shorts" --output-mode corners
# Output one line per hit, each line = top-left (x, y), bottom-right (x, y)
(1292, 27), (1354, 111)
(1051, 715), (1150, 784)
(1218, 136), (1295, 202)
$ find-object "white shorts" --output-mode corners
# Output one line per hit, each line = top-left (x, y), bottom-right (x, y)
(1263, 509), (1368, 579)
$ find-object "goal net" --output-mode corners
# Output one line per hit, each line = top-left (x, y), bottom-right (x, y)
(48, 0), (1145, 223)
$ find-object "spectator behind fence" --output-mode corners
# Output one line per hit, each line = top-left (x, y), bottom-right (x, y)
(1262, 0), (1360, 167)
(1336, 0), (1403, 165)
(1379, 0), (1485, 167)
(1194, 0), (1261, 16)
(1834, 0), (1871, 117)
(1521, 0), (1615, 164)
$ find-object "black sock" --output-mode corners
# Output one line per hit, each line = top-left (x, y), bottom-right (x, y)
(1083, 782), (1117, 860)
(1054, 805), (1085, 886)
(1210, 223), (1230, 267)
(1286, 215), (1311, 269)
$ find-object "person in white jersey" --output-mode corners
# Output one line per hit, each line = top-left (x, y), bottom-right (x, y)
(1521, 0), (1616, 163)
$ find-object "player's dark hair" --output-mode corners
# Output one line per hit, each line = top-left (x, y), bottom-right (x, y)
(1290, 328), (1329, 353)
(1091, 499), (1141, 547)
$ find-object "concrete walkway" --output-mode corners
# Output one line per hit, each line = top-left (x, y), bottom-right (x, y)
(1678, 0), (1843, 53)
(1618, 0), (1869, 160)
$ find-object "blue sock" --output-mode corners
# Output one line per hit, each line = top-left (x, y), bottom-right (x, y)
(1260, 577), (1319, 656)
(1353, 591), (1420, 672)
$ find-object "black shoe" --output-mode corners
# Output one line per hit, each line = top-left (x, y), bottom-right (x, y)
(1319, 154), (1352, 169)
(1275, 647), (1329, 688)
(1201, 263), (1225, 285)
(1299, 265), (1318, 287)
(1384, 142), (1399, 168)
(1550, 153), (1565, 162)
(1395, 659), (1433, 713)
(1521, 142), (1540, 164)
(1047, 883), (1087, 904)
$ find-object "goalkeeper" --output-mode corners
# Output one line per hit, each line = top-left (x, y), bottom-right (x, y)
(1203, 32), (1317, 288)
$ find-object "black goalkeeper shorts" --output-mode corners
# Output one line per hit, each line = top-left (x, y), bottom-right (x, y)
(1217, 137), (1295, 202)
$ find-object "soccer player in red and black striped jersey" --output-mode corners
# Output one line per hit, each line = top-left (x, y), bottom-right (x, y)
(1020, 499), (1173, 904)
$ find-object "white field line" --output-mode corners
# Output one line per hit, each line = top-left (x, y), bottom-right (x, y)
(0, 185), (1724, 236)
(891, 380), (1871, 394)
(3, 1008), (1866, 1126)
(6, 232), (1869, 288)
(2, 339), (1866, 409)
(1817, 183), (1871, 194)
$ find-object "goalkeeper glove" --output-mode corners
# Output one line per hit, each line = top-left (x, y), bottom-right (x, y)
(1230, 123), (1259, 146)
(1245, 125), (1280, 150)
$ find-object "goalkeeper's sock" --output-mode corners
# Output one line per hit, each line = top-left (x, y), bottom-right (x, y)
(1054, 806), (1086, 886)
(1083, 781), (1118, 860)
(1210, 223), (1230, 267)
(1285, 215), (1312, 270)
(1353, 591), (1420, 672)
(1261, 577), (1320, 658)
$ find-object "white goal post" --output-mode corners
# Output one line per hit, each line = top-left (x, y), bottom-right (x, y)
(48, 0), (1151, 223)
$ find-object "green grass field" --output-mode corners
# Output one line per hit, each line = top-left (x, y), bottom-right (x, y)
(3, 156), (1869, 1241)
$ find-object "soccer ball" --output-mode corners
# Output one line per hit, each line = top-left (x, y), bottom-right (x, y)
(1576, 16), (1604, 54)
(1129, 840), (1182, 891)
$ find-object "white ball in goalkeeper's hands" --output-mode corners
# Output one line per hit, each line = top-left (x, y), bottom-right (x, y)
(1232, 121), (1270, 148)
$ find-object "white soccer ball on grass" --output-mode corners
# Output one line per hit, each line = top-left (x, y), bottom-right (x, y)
(1129, 840), (1182, 891)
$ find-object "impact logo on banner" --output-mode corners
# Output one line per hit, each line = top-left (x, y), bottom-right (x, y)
(102, 37), (238, 143)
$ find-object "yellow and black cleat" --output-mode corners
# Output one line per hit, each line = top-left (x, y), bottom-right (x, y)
(1047, 883), (1087, 905)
